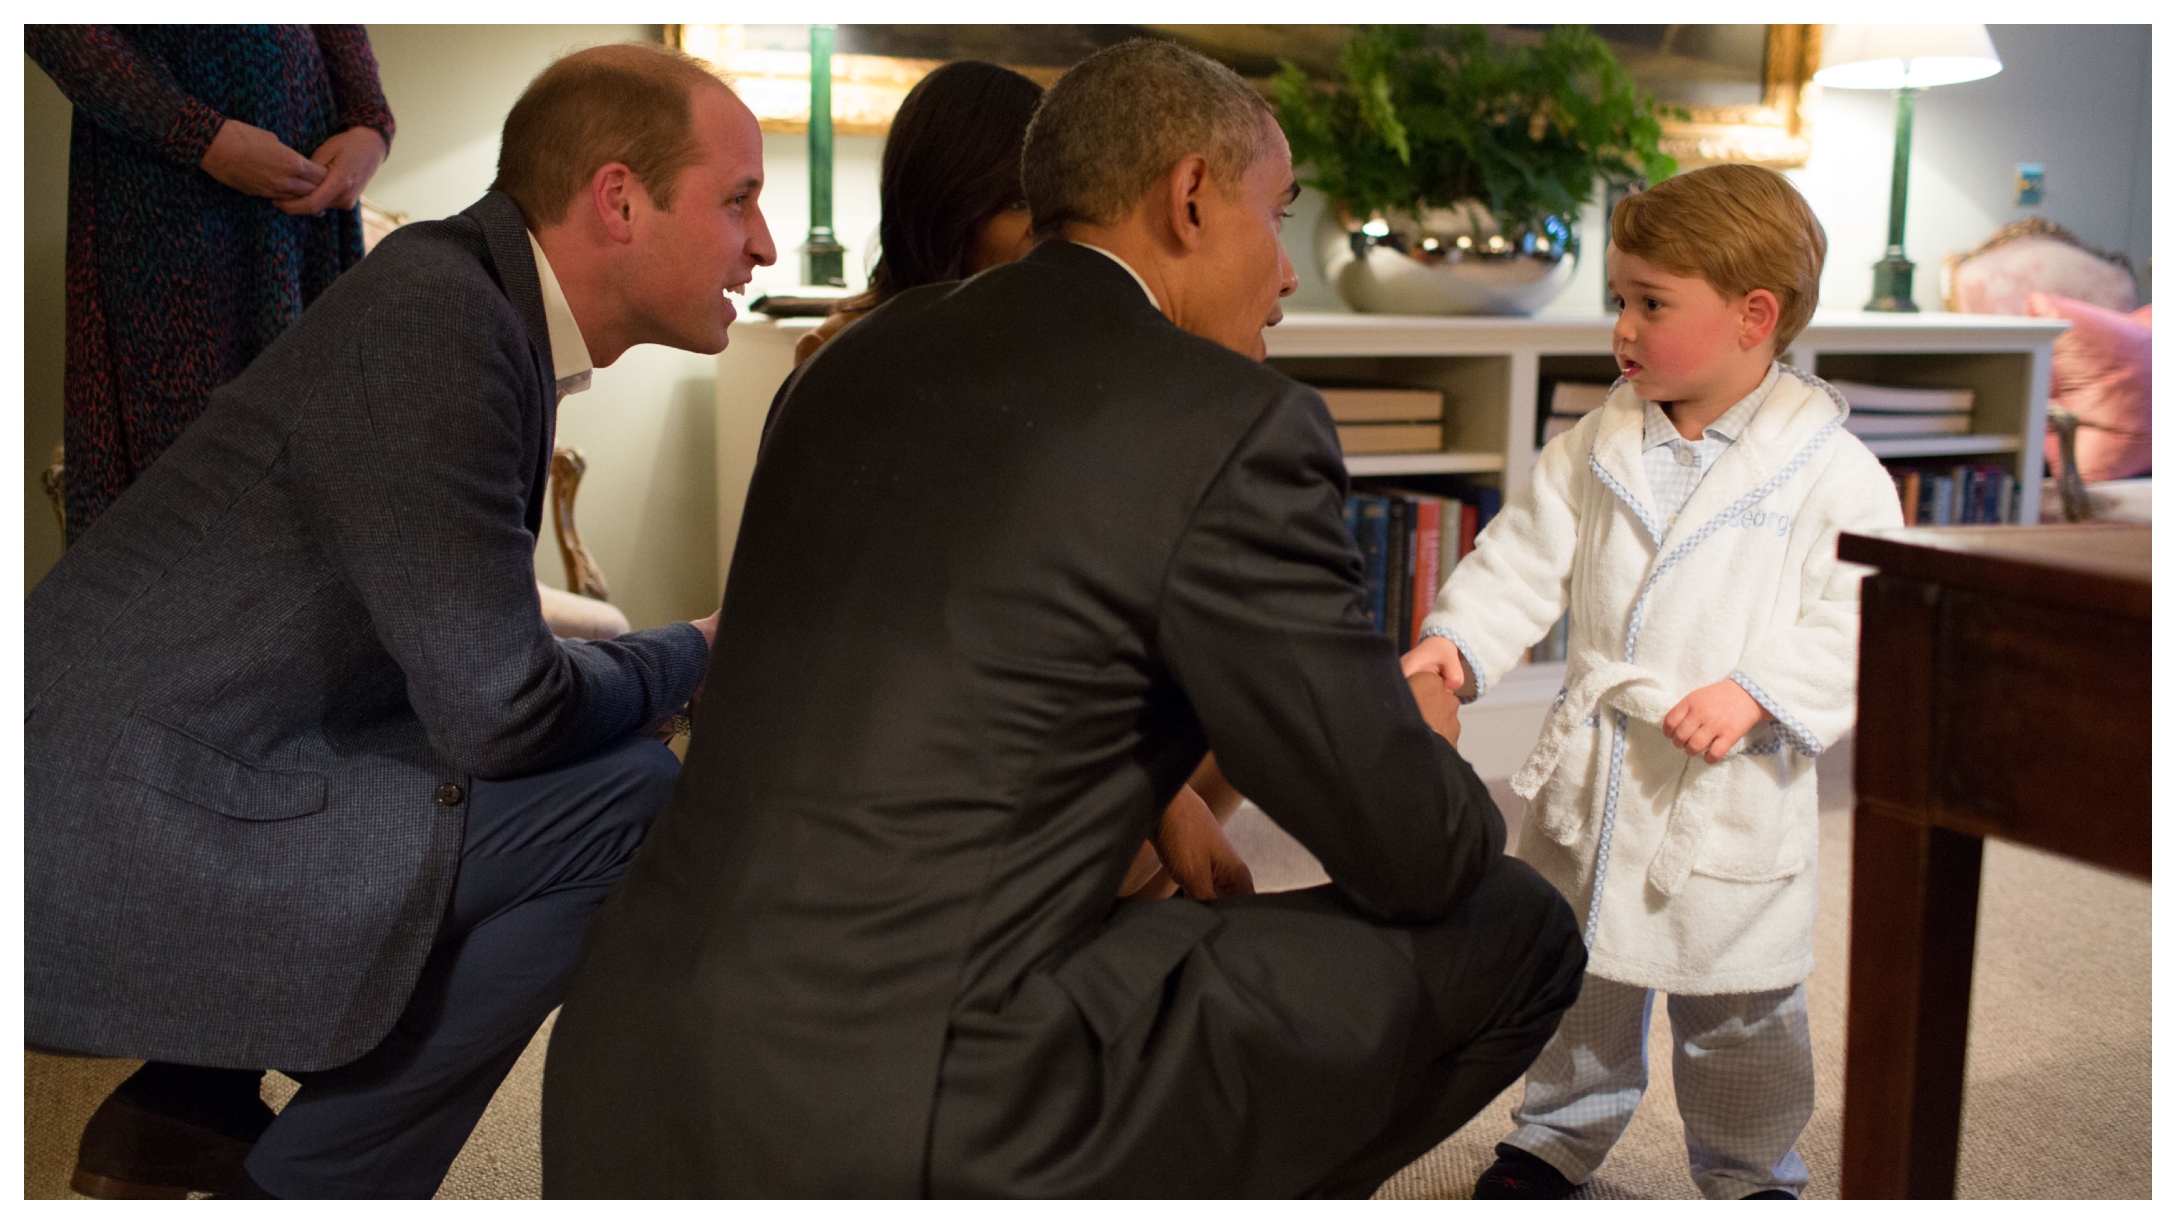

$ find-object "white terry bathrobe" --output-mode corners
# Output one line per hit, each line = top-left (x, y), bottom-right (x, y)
(1421, 366), (1902, 994)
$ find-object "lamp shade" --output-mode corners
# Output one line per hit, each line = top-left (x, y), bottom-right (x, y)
(1814, 24), (2002, 90)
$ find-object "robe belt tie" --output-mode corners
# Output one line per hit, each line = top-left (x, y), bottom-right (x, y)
(1510, 656), (1750, 900)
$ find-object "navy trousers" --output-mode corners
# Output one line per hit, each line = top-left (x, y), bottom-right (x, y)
(241, 736), (680, 1197)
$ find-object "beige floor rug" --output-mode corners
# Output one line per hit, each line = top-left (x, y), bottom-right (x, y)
(24, 741), (2151, 1198)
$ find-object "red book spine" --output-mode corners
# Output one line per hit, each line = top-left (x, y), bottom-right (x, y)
(1410, 498), (1441, 649)
(1458, 503), (1479, 560)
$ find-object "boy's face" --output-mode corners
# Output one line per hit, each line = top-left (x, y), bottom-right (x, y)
(1606, 248), (1779, 409)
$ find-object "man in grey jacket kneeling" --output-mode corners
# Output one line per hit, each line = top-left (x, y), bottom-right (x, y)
(25, 42), (774, 1199)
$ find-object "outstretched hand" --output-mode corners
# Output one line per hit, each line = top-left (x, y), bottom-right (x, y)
(1663, 679), (1768, 763)
(1402, 634), (1466, 693)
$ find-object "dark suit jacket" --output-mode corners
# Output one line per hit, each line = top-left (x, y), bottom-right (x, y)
(542, 242), (1503, 1195)
(24, 192), (709, 1071)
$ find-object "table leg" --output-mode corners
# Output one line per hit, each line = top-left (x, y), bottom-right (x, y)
(1841, 805), (1985, 1198)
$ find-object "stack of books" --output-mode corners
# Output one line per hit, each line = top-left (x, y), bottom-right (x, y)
(1343, 480), (1503, 650)
(1887, 463), (2021, 525)
(1831, 380), (1976, 439)
(1316, 386), (1447, 455)
(1536, 379), (1612, 446)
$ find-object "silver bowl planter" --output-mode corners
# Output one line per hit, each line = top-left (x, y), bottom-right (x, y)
(1317, 201), (1579, 316)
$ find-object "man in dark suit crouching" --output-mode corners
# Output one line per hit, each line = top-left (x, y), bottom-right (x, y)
(543, 39), (1585, 1197)
(25, 44), (775, 1198)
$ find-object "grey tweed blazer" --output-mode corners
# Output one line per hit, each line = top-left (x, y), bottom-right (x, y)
(24, 192), (710, 1072)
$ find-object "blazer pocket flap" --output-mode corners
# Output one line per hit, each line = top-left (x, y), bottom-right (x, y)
(1051, 900), (1222, 1049)
(108, 717), (329, 822)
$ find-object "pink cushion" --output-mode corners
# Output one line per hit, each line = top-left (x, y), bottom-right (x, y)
(1953, 235), (2137, 316)
(2033, 292), (2152, 482)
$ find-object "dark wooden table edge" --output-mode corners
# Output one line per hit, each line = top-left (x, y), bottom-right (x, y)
(1837, 528), (2151, 620)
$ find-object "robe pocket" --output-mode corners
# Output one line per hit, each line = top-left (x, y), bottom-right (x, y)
(1680, 754), (1806, 883)
(1050, 899), (1222, 1049)
(105, 716), (329, 822)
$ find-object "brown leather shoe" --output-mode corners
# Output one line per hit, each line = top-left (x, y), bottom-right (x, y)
(71, 1066), (274, 1199)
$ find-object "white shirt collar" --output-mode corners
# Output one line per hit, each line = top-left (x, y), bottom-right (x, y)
(1073, 242), (1161, 312)
(1642, 361), (1779, 450)
(527, 231), (593, 399)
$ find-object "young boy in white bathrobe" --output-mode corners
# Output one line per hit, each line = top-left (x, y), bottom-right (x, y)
(1402, 165), (1903, 1199)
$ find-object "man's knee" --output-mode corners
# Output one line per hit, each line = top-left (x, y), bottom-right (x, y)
(590, 738), (681, 840)
(1481, 855), (1585, 982)
(546, 739), (681, 886)
(1411, 854), (1586, 1028)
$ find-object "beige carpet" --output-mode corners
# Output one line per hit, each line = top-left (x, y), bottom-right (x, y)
(24, 741), (2152, 1198)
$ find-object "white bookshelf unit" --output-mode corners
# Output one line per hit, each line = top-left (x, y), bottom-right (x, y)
(717, 307), (2067, 780)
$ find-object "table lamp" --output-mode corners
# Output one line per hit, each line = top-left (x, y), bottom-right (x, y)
(801, 23), (846, 288)
(1815, 25), (2002, 311)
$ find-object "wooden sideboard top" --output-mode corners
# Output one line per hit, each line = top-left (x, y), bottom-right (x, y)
(1838, 524), (2150, 618)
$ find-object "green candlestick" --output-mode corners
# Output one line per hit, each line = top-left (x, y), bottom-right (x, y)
(1866, 86), (1920, 312)
(800, 23), (845, 288)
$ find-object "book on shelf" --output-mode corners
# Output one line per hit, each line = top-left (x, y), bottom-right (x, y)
(1385, 497), (1411, 647)
(1844, 412), (1974, 438)
(1885, 461), (2019, 526)
(1827, 380), (1976, 413)
(1343, 479), (1503, 650)
(1337, 422), (1445, 454)
(1314, 386), (1445, 423)
(1409, 498), (1443, 649)
(1536, 379), (1612, 447)
(1350, 495), (1390, 634)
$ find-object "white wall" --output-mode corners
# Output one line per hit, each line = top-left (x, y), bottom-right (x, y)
(1787, 24), (2152, 313)
(24, 61), (69, 592)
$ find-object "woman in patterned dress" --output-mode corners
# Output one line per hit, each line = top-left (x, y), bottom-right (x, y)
(28, 25), (396, 541)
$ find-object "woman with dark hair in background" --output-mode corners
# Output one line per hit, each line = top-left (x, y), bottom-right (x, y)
(794, 59), (1043, 365)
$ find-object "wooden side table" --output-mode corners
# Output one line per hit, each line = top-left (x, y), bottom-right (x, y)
(1836, 524), (2151, 1198)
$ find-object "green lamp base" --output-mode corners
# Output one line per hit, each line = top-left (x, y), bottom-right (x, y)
(1865, 252), (1919, 313)
(801, 228), (846, 289)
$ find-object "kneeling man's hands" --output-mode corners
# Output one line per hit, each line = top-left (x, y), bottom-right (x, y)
(1124, 784), (1254, 902)
(1663, 679), (1768, 763)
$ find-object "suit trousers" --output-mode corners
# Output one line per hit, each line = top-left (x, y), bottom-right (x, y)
(1505, 974), (1814, 1198)
(1300, 855), (1588, 1197)
(240, 736), (679, 1198)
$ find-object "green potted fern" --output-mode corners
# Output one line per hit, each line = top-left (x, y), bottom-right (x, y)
(1273, 25), (1679, 315)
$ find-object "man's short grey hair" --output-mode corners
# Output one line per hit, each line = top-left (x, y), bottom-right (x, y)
(1024, 39), (1273, 239)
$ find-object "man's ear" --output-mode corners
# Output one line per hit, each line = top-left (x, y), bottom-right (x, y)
(1741, 288), (1781, 350)
(589, 163), (640, 245)
(1162, 154), (1212, 253)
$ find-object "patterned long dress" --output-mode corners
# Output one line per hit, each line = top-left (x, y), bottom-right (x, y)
(26, 25), (396, 541)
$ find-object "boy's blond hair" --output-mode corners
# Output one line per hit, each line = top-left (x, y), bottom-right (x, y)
(1611, 164), (1827, 355)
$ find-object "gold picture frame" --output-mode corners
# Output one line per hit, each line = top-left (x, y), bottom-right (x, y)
(665, 24), (1059, 136)
(1656, 25), (1820, 170)
(669, 23), (1822, 169)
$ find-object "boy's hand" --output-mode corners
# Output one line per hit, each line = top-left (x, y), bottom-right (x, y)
(1407, 671), (1462, 747)
(1401, 634), (1466, 692)
(1663, 679), (1769, 763)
